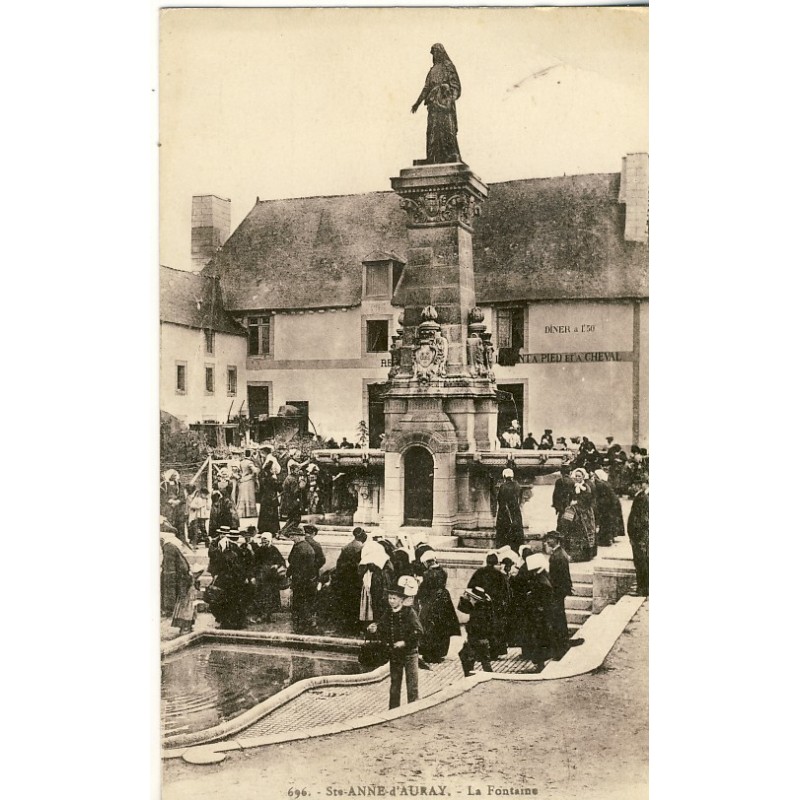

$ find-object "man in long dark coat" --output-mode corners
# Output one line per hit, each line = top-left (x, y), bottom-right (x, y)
(287, 529), (318, 633)
(335, 527), (367, 631)
(304, 524), (326, 573)
(544, 531), (582, 659)
(593, 471), (626, 546)
(496, 468), (524, 552)
(280, 467), (303, 535)
(552, 463), (574, 517)
(628, 482), (649, 596)
(252, 532), (286, 623)
(256, 470), (281, 534)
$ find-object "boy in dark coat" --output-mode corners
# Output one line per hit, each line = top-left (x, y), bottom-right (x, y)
(368, 584), (424, 709)
(458, 586), (495, 677)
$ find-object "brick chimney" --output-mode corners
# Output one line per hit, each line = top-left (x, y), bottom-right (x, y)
(191, 195), (231, 271)
(618, 154), (648, 243)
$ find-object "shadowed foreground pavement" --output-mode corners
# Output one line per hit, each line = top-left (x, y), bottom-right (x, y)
(162, 603), (648, 800)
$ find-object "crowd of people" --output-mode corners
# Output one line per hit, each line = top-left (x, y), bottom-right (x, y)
(499, 428), (650, 492)
(159, 445), (359, 550)
(159, 436), (650, 707)
(160, 507), (648, 708)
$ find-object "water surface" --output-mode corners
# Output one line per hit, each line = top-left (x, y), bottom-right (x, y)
(162, 642), (361, 737)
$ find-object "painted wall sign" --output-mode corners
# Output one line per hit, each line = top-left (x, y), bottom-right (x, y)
(520, 351), (634, 364)
(544, 324), (597, 333)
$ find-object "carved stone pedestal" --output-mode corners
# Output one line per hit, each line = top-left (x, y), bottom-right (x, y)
(380, 162), (498, 539)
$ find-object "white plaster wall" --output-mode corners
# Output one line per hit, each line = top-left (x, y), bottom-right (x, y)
(521, 361), (634, 446)
(248, 365), (390, 442)
(160, 323), (248, 424)
(527, 302), (633, 352)
(490, 300), (641, 448)
(273, 309), (358, 361)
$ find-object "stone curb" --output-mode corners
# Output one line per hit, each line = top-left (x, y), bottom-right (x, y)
(162, 631), (381, 749)
(165, 595), (645, 763)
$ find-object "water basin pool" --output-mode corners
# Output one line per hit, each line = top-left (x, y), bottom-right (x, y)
(162, 642), (362, 738)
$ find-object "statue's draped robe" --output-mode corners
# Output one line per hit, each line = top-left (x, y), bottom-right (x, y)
(421, 58), (461, 163)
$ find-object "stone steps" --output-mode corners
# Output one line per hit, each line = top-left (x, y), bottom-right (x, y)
(565, 595), (593, 612)
(566, 608), (592, 626)
(571, 582), (593, 598)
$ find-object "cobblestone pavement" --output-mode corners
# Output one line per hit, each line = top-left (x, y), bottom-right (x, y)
(233, 647), (545, 740)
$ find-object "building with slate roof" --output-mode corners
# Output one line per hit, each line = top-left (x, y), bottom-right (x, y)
(171, 154), (647, 448)
(160, 265), (248, 427)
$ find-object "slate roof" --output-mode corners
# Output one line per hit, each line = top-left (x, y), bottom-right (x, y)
(204, 171), (647, 311)
(160, 266), (247, 336)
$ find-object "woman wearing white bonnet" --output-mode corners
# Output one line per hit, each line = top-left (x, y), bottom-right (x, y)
(520, 550), (556, 671)
(556, 467), (597, 562)
(496, 467), (524, 552)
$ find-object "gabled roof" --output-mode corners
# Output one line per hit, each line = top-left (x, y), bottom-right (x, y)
(160, 266), (247, 336)
(204, 171), (647, 311)
(473, 173), (647, 303)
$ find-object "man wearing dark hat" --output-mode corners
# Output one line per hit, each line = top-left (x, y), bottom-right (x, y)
(304, 524), (326, 573)
(368, 583), (424, 709)
(287, 528), (318, 633)
(544, 531), (583, 659)
(552, 463), (574, 518)
(539, 429), (554, 450)
(627, 480), (649, 596)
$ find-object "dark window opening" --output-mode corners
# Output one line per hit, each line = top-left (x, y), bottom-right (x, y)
(366, 320), (389, 353)
(204, 329), (215, 354)
(227, 367), (237, 396)
(496, 307), (525, 366)
(248, 316), (271, 356)
(176, 364), (186, 393)
(205, 366), (215, 394)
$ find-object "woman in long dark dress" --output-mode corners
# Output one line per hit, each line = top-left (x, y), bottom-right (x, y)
(418, 556), (461, 663)
(467, 553), (511, 658)
(160, 530), (196, 633)
(256, 470), (281, 534)
(209, 535), (250, 630)
(358, 540), (395, 630)
(519, 553), (557, 672)
(557, 468), (597, 562)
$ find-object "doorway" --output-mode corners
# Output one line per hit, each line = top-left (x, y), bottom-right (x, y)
(403, 447), (434, 526)
(247, 385), (270, 420)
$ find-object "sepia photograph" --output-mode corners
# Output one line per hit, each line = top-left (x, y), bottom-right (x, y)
(158, 6), (649, 798)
